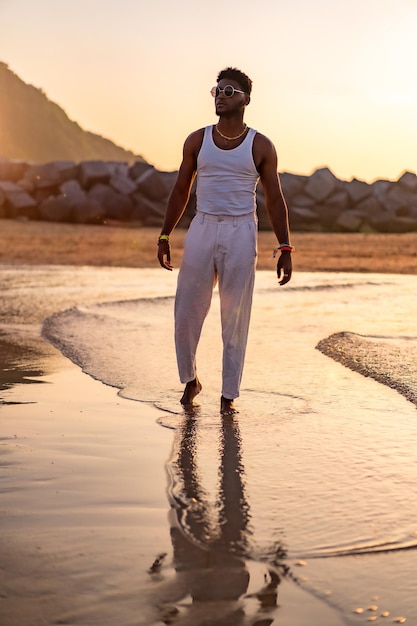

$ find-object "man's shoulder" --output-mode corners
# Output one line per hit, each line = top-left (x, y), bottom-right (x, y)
(253, 130), (277, 157)
(184, 127), (206, 148)
(253, 130), (274, 147)
(252, 131), (278, 173)
(187, 127), (208, 140)
(182, 127), (207, 161)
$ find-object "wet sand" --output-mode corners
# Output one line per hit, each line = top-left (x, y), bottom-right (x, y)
(0, 265), (177, 625)
(1, 219), (417, 625)
(0, 265), (353, 626)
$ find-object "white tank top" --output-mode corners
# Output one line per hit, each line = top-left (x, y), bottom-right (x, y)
(196, 125), (260, 216)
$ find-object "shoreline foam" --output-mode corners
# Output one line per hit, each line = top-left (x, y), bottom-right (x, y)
(317, 331), (417, 407)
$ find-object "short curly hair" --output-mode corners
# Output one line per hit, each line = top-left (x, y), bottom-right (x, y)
(216, 67), (252, 95)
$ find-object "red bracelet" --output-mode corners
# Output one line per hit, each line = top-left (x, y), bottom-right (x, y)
(272, 244), (295, 257)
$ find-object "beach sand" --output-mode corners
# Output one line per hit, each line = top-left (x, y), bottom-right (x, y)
(1, 217), (417, 274)
(1, 218), (417, 625)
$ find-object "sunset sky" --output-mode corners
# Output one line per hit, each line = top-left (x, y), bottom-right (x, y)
(2, 0), (417, 182)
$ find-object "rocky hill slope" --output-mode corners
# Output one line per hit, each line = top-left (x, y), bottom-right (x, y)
(0, 62), (141, 163)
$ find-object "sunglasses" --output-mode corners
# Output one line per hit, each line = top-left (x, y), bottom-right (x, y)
(210, 85), (245, 98)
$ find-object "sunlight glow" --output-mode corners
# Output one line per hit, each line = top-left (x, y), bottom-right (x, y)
(1, 0), (417, 182)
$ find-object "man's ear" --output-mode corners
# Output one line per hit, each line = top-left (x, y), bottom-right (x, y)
(245, 94), (251, 106)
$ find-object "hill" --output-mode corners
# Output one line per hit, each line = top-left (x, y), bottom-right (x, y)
(0, 62), (142, 163)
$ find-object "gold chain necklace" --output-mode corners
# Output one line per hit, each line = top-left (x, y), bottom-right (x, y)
(216, 123), (248, 141)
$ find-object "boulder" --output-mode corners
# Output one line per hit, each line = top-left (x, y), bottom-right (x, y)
(375, 185), (413, 213)
(39, 179), (105, 224)
(5, 191), (38, 219)
(315, 203), (345, 230)
(279, 172), (306, 199)
(0, 181), (25, 193)
(335, 210), (364, 232)
(0, 160), (29, 182)
(23, 162), (62, 190)
(72, 196), (105, 224)
(134, 167), (169, 202)
(406, 202), (417, 219)
(290, 206), (320, 231)
(61, 179), (86, 204)
(354, 196), (383, 217)
(113, 162), (130, 178)
(129, 160), (152, 180)
(104, 161), (128, 177)
(33, 188), (58, 204)
(131, 192), (166, 224)
(54, 161), (80, 183)
(323, 190), (350, 211)
(366, 209), (394, 232)
(398, 171), (417, 191)
(79, 161), (111, 189)
(39, 180), (85, 222)
(370, 214), (417, 233)
(16, 178), (35, 194)
(109, 172), (137, 196)
(39, 195), (73, 222)
(304, 167), (338, 202)
(391, 187), (417, 217)
(291, 193), (317, 208)
(88, 183), (133, 220)
(371, 179), (391, 209)
(0, 180), (38, 218)
(345, 178), (372, 203)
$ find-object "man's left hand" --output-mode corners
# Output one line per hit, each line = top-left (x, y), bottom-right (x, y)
(277, 251), (292, 286)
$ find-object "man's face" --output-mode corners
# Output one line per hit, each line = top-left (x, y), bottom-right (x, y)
(214, 78), (247, 117)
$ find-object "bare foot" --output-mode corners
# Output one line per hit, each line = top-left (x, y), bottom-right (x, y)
(180, 377), (202, 405)
(220, 395), (238, 415)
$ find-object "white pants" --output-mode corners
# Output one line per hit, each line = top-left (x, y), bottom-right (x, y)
(175, 211), (258, 399)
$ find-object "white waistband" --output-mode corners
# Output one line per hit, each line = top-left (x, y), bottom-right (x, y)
(196, 211), (256, 224)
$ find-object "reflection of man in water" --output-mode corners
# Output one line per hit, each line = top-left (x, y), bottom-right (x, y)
(151, 413), (282, 625)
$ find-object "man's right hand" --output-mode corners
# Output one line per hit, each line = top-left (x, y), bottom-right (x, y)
(157, 240), (173, 271)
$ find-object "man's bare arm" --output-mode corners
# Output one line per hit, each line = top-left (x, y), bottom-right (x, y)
(254, 134), (292, 285)
(157, 130), (203, 270)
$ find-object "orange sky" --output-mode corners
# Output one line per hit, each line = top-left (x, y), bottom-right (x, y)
(2, 0), (417, 182)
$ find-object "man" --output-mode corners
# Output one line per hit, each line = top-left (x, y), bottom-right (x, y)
(157, 67), (292, 415)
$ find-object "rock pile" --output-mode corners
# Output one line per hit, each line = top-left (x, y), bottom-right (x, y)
(275, 168), (417, 233)
(0, 159), (177, 227)
(1, 158), (417, 233)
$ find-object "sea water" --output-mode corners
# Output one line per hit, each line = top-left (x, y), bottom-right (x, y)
(42, 270), (417, 625)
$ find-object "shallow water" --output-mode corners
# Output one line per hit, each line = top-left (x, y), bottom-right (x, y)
(39, 269), (417, 624)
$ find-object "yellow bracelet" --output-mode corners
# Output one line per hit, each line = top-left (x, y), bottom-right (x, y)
(158, 234), (169, 244)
